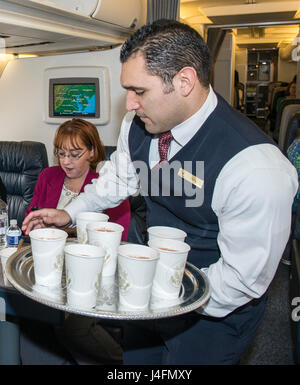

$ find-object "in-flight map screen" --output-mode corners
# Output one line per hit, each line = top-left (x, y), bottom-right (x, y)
(53, 83), (97, 117)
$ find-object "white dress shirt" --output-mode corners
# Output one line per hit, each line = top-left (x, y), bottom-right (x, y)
(65, 87), (298, 317)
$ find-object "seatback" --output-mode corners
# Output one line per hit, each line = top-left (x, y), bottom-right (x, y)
(291, 195), (300, 365)
(233, 82), (244, 111)
(267, 81), (283, 107)
(271, 86), (287, 110)
(277, 104), (300, 149)
(294, 201), (300, 241)
(274, 98), (300, 138)
(268, 87), (288, 131)
(0, 141), (48, 226)
(284, 112), (300, 155)
(0, 176), (7, 204)
(104, 146), (117, 160)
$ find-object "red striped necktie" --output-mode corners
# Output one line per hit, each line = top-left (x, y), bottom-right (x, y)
(158, 131), (173, 162)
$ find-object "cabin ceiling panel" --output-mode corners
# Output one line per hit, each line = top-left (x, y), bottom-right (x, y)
(180, 0), (300, 26)
(180, 0), (300, 50)
(209, 12), (299, 25)
(237, 43), (278, 49)
(209, 12), (300, 25)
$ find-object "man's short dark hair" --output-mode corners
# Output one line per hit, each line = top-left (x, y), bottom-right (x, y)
(120, 19), (211, 90)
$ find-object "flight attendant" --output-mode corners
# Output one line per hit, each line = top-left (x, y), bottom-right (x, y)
(23, 19), (298, 365)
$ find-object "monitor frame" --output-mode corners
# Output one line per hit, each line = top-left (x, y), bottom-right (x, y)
(44, 66), (110, 125)
(49, 77), (100, 119)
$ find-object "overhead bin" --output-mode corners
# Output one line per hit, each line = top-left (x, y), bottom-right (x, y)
(8, 0), (145, 29)
(92, 0), (143, 29)
(0, 0), (146, 54)
(24, 0), (100, 17)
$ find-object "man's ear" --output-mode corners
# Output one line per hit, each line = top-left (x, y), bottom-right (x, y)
(174, 66), (197, 97)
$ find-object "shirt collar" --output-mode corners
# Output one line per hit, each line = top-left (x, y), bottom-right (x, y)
(171, 85), (218, 147)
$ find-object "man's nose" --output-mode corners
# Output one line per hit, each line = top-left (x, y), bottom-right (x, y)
(126, 91), (140, 111)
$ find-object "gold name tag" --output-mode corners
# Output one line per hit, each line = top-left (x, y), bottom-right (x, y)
(178, 168), (204, 189)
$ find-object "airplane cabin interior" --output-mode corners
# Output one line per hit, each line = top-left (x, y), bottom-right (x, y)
(0, 0), (299, 366)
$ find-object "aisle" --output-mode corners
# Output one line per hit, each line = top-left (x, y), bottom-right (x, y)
(240, 263), (295, 365)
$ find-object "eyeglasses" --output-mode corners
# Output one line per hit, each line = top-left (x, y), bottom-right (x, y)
(56, 149), (87, 161)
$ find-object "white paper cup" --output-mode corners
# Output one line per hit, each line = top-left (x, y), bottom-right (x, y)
(117, 244), (159, 311)
(96, 275), (117, 311)
(64, 243), (105, 310)
(87, 221), (124, 277)
(67, 289), (97, 310)
(0, 247), (17, 286)
(76, 212), (109, 244)
(150, 293), (183, 310)
(148, 238), (190, 299)
(147, 226), (187, 242)
(33, 283), (64, 303)
(29, 228), (68, 287)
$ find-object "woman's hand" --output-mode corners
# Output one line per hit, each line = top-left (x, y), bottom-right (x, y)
(22, 209), (72, 235)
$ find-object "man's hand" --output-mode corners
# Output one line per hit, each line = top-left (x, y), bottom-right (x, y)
(22, 209), (72, 235)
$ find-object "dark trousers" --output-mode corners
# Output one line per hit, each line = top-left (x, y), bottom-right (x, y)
(121, 293), (268, 365)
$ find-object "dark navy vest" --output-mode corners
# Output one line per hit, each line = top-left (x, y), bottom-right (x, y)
(128, 94), (275, 269)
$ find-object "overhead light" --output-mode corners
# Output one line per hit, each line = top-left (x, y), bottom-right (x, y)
(0, 38), (15, 63)
(294, 8), (300, 18)
(0, 53), (15, 78)
(17, 54), (38, 58)
(0, 53), (15, 62)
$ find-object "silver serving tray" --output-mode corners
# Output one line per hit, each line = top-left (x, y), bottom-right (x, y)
(5, 245), (210, 320)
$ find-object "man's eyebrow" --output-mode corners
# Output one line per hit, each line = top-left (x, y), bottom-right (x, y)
(122, 85), (146, 91)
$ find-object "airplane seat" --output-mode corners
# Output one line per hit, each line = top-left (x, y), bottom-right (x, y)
(0, 141), (53, 365)
(277, 105), (300, 150)
(104, 145), (147, 245)
(233, 86), (239, 110)
(268, 83), (288, 112)
(279, 111), (300, 268)
(283, 112), (300, 155)
(235, 82), (245, 112)
(268, 87), (288, 132)
(0, 177), (20, 364)
(267, 81), (283, 109)
(291, 194), (300, 365)
(104, 145), (117, 160)
(233, 70), (245, 112)
(0, 141), (48, 227)
(269, 93), (300, 364)
(264, 82), (288, 136)
(274, 99), (300, 143)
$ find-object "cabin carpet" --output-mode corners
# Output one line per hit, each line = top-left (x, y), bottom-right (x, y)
(240, 262), (295, 365)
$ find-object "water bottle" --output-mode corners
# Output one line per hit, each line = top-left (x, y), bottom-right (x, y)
(6, 219), (22, 247)
(0, 199), (8, 248)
